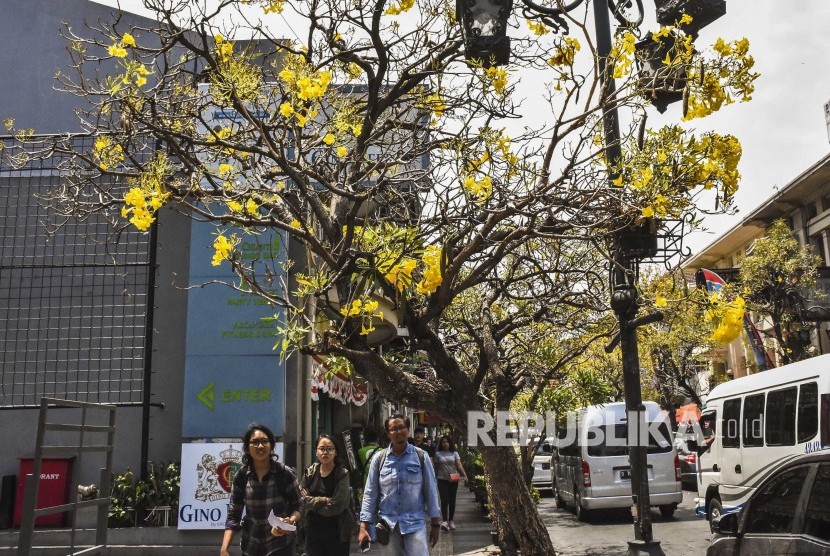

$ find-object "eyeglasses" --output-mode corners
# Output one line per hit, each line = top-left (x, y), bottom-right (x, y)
(317, 446), (336, 453)
(387, 425), (408, 433)
(249, 439), (271, 447)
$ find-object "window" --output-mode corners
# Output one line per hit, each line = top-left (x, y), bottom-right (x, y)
(743, 394), (765, 447)
(723, 399), (741, 449)
(797, 382), (818, 443)
(804, 464), (830, 541)
(766, 387), (796, 446)
(806, 202), (818, 221)
(823, 194), (830, 213)
(745, 465), (809, 534)
(586, 422), (673, 457)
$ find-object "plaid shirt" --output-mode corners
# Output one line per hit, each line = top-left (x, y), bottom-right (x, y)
(225, 460), (302, 556)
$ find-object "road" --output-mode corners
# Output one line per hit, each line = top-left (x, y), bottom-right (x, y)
(541, 486), (713, 555)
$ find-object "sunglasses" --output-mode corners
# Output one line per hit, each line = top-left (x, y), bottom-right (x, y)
(249, 439), (271, 447)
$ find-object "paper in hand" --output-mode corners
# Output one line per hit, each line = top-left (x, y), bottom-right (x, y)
(267, 510), (297, 532)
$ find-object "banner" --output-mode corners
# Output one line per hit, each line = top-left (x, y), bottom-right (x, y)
(178, 441), (284, 530)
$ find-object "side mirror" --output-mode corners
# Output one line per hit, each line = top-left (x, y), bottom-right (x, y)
(542, 443), (551, 453)
(713, 513), (739, 536)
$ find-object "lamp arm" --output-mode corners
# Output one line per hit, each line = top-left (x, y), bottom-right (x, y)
(607, 0), (645, 29)
(520, 0), (585, 33)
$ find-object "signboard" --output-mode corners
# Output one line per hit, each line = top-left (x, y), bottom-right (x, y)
(183, 218), (287, 437)
(178, 441), (285, 530)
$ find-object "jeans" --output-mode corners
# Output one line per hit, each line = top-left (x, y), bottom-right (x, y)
(436, 479), (459, 522)
(382, 523), (430, 556)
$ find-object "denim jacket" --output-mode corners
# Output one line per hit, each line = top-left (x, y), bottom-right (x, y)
(359, 443), (441, 534)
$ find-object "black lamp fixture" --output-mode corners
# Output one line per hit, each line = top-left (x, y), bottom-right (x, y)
(654, 0), (726, 36)
(635, 31), (688, 114)
(456, 0), (513, 68)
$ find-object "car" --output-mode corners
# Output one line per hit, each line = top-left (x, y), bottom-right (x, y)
(531, 438), (553, 492)
(707, 451), (830, 555)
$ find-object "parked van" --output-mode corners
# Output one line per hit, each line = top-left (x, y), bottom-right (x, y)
(695, 354), (830, 530)
(551, 401), (682, 520)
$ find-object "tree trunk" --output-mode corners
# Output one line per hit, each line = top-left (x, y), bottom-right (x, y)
(480, 445), (557, 555)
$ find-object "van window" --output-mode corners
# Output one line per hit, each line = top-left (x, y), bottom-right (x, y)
(723, 398), (741, 448)
(766, 387), (796, 446)
(586, 422), (673, 457)
(797, 382), (818, 443)
(743, 393), (765, 447)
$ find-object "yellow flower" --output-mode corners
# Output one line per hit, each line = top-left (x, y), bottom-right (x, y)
(527, 19), (549, 36)
(108, 44), (127, 58)
(385, 0), (415, 15)
(263, 0), (285, 14)
(219, 163), (234, 177)
(484, 67), (509, 95)
(417, 245), (443, 294)
(642, 206), (655, 218)
(124, 187), (146, 208)
(323, 133), (336, 145)
(278, 68), (295, 84)
(211, 234), (236, 266)
(245, 198), (258, 215)
(227, 200), (242, 212)
(121, 33), (136, 47)
(655, 295), (667, 308)
(336, 146), (348, 158)
(279, 103), (294, 118)
(290, 219), (302, 229)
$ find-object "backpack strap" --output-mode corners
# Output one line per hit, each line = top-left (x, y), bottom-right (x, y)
(374, 447), (431, 514)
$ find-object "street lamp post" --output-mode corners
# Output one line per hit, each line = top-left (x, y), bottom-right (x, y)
(456, 0), (725, 554)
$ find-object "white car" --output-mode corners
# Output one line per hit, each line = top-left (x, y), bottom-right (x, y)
(531, 438), (554, 491)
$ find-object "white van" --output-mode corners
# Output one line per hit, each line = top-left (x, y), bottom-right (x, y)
(695, 354), (830, 528)
(551, 401), (682, 520)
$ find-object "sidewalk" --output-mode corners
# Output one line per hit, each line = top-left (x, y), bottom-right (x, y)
(350, 485), (500, 555)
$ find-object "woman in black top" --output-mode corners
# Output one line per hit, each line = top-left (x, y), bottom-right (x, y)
(221, 423), (302, 556)
(300, 434), (353, 556)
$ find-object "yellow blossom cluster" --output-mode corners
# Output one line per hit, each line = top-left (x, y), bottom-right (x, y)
(378, 253), (418, 292)
(417, 245), (443, 294)
(92, 135), (124, 171)
(548, 37), (581, 67)
(483, 67), (509, 96)
(705, 293), (745, 345)
(419, 91), (446, 120)
(211, 233), (238, 266)
(121, 152), (172, 231)
(277, 53), (332, 128)
(462, 174), (493, 203)
(226, 197), (259, 216)
(526, 19), (550, 36)
(108, 33), (136, 59)
(617, 125), (742, 218)
(262, 0), (285, 14)
(385, 0), (415, 15)
(609, 32), (636, 79)
(339, 296), (384, 335)
(684, 37), (757, 120)
(210, 34), (261, 104)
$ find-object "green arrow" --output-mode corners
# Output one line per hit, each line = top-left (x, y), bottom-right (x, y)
(197, 382), (215, 411)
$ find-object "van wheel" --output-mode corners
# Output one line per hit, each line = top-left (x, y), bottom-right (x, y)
(574, 488), (590, 521)
(659, 505), (675, 519)
(708, 498), (723, 533)
(553, 482), (566, 509)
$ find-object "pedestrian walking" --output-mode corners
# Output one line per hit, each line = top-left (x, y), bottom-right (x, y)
(433, 436), (468, 531)
(300, 434), (354, 556)
(358, 414), (442, 555)
(220, 423), (302, 556)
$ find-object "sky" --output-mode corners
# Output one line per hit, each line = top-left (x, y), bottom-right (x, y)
(94, 0), (830, 257)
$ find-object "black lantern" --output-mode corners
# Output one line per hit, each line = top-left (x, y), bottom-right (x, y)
(635, 31), (688, 113)
(654, 0), (726, 36)
(616, 219), (659, 260)
(456, 0), (513, 68)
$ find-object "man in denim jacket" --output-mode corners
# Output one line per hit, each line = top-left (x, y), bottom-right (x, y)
(358, 414), (441, 555)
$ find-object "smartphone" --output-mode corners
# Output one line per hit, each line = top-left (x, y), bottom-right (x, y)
(360, 539), (371, 553)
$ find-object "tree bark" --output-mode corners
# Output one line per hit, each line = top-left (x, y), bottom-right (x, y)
(480, 445), (557, 555)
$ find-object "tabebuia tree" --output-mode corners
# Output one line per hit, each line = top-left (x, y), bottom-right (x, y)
(6, 0), (757, 552)
(740, 219), (821, 364)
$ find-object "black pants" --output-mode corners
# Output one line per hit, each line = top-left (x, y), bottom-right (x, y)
(305, 526), (349, 556)
(437, 479), (459, 521)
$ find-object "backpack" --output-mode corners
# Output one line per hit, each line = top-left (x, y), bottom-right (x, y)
(362, 445), (382, 486)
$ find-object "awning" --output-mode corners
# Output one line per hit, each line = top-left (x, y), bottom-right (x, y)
(310, 359), (368, 406)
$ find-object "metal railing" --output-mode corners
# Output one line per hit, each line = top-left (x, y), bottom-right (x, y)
(18, 398), (116, 556)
